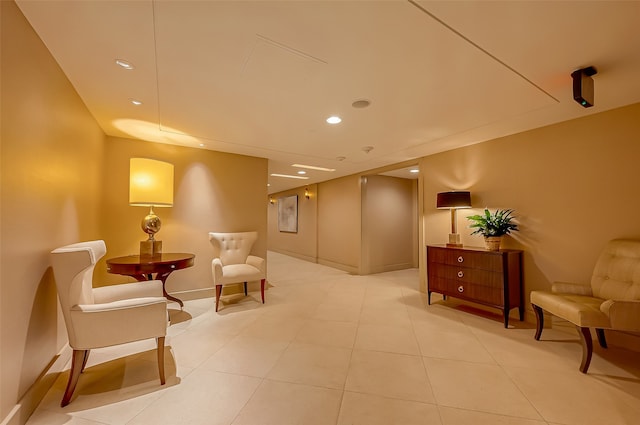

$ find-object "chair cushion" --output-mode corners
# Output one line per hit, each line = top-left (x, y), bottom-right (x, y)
(218, 264), (264, 285)
(531, 290), (611, 328)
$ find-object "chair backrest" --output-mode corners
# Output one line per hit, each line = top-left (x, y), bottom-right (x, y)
(50, 240), (106, 344)
(209, 232), (258, 266)
(591, 239), (640, 300)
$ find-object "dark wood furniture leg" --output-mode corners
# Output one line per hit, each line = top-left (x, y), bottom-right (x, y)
(157, 336), (166, 385)
(260, 278), (265, 303)
(519, 305), (524, 321)
(61, 349), (88, 407)
(577, 326), (593, 373)
(132, 272), (183, 308)
(596, 328), (608, 348)
(156, 271), (184, 308)
(244, 282), (248, 296)
(80, 349), (90, 373)
(215, 285), (222, 312)
(532, 304), (544, 340)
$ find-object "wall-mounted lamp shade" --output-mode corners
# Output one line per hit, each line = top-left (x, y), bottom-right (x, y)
(436, 191), (471, 209)
(129, 158), (174, 207)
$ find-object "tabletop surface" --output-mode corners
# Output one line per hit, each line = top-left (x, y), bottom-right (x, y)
(106, 253), (195, 266)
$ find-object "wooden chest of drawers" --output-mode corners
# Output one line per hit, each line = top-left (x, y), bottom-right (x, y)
(427, 245), (523, 327)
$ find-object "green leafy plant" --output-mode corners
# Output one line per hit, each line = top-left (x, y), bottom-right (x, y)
(467, 208), (519, 237)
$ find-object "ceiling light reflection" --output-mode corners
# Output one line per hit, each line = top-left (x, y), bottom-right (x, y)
(270, 174), (310, 180)
(292, 164), (336, 172)
(112, 119), (202, 147)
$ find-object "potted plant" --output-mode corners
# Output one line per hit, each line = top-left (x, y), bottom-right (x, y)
(466, 208), (519, 251)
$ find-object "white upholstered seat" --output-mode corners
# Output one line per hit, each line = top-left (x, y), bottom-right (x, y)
(51, 240), (168, 406)
(530, 239), (640, 372)
(208, 231), (266, 312)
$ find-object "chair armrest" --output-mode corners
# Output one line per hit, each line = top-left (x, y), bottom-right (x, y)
(600, 299), (640, 330)
(246, 255), (265, 273)
(70, 298), (167, 349)
(73, 297), (167, 312)
(93, 280), (163, 303)
(551, 281), (593, 296)
(211, 258), (223, 284)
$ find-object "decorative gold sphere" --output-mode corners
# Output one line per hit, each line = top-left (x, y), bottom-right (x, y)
(141, 213), (161, 240)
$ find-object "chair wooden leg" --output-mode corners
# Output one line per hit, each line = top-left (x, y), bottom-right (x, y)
(61, 349), (87, 407)
(260, 279), (265, 304)
(596, 328), (608, 348)
(244, 282), (248, 296)
(215, 285), (222, 312)
(80, 349), (90, 373)
(157, 337), (166, 385)
(577, 326), (593, 373)
(532, 304), (544, 340)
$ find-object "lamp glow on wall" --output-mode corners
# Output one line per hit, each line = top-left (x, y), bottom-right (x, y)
(436, 191), (471, 248)
(129, 158), (174, 257)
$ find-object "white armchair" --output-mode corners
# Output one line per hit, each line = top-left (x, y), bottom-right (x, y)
(530, 239), (640, 373)
(50, 240), (168, 406)
(208, 232), (266, 312)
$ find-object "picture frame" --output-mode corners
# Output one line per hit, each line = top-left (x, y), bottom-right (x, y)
(278, 195), (298, 233)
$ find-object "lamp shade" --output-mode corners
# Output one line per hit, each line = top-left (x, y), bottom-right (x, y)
(436, 191), (471, 209)
(129, 158), (174, 207)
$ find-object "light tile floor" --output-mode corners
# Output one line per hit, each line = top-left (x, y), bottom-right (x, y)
(27, 252), (640, 424)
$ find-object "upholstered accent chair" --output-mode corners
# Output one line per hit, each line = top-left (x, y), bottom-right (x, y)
(208, 231), (266, 312)
(50, 240), (168, 406)
(530, 239), (640, 373)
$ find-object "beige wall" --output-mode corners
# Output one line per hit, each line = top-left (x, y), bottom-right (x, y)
(267, 185), (318, 263)
(316, 175), (362, 273)
(421, 102), (640, 345)
(1, 1), (105, 422)
(97, 136), (268, 294)
(361, 175), (417, 274)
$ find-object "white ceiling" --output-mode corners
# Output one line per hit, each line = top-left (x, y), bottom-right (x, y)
(16, 0), (640, 194)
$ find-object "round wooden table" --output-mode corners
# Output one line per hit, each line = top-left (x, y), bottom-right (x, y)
(106, 253), (195, 308)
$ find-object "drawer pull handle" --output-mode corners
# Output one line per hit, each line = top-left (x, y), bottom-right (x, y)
(457, 271), (464, 278)
(458, 285), (464, 293)
(457, 256), (464, 263)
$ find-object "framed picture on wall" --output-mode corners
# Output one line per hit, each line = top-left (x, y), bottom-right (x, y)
(278, 195), (298, 233)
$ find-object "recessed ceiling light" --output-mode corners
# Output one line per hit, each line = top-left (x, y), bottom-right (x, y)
(292, 164), (336, 172)
(326, 116), (342, 124)
(410, 169), (419, 173)
(270, 173), (310, 180)
(297, 170), (307, 175)
(129, 98), (142, 105)
(199, 143), (205, 147)
(115, 59), (134, 70)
